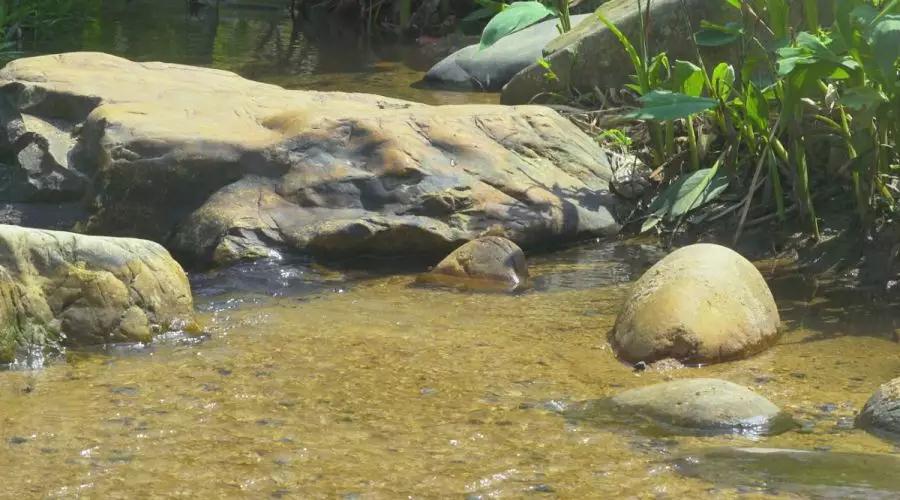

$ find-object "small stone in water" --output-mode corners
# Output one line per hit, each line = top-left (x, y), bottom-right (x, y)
(8, 436), (28, 445)
(110, 386), (139, 396)
(833, 417), (855, 431)
(818, 403), (838, 413)
(528, 484), (555, 493)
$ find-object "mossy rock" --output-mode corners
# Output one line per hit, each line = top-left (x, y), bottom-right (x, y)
(0, 224), (194, 366)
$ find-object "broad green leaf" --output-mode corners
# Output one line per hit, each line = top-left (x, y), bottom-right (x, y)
(776, 47), (813, 75)
(850, 4), (880, 25)
(711, 62), (736, 99)
(694, 21), (744, 46)
(479, 1), (554, 49)
(626, 91), (717, 121)
(670, 60), (704, 96)
(723, 0), (741, 10)
(670, 168), (730, 218)
(867, 15), (900, 80)
(840, 86), (888, 110)
(877, 0), (900, 18)
(767, 0), (789, 38)
(795, 32), (840, 61)
(643, 165), (731, 228)
(695, 28), (743, 46)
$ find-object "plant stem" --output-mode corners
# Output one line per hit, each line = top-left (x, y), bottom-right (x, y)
(685, 115), (699, 170)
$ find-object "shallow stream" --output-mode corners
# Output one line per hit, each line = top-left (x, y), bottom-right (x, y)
(2, 1), (899, 498)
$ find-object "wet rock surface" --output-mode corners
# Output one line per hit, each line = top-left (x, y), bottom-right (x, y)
(857, 377), (900, 438)
(417, 236), (529, 291)
(673, 447), (900, 498)
(0, 224), (193, 365)
(423, 15), (591, 91)
(612, 243), (780, 364)
(501, 0), (737, 104)
(0, 52), (624, 266)
(576, 378), (791, 436)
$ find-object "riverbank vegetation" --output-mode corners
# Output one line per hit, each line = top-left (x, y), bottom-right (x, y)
(536, 0), (898, 284)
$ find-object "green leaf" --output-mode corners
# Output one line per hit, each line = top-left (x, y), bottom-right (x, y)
(711, 62), (736, 99)
(867, 15), (900, 80)
(648, 52), (671, 89)
(694, 21), (744, 46)
(642, 165), (731, 229)
(626, 91), (717, 121)
(669, 168), (730, 218)
(670, 60), (704, 97)
(850, 4), (880, 25)
(723, 0), (741, 10)
(744, 82), (769, 132)
(479, 1), (554, 49)
(597, 11), (648, 92)
(767, 0), (789, 38)
(641, 214), (662, 233)
(840, 86), (888, 110)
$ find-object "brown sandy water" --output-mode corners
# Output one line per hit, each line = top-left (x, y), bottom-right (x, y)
(0, 241), (898, 498)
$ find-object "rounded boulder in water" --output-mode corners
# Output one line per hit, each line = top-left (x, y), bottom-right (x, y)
(417, 236), (528, 292)
(857, 377), (900, 438)
(610, 378), (789, 435)
(612, 243), (780, 364)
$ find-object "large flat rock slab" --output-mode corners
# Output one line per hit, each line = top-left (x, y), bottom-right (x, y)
(0, 52), (626, 265)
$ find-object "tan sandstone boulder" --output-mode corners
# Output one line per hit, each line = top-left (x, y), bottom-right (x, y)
(0, 52), (627, 266)
(417, 236), (529, 291)
(0, 224), (194, 365)
(612, 243), (780, 364)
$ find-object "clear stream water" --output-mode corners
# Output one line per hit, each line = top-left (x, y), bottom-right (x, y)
(2, 1), (900, 498)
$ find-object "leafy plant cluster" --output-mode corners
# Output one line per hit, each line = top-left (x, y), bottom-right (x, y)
(0, 0), (95, 60)
(602, 0), (898, 242)
(467, 0), (574, 49)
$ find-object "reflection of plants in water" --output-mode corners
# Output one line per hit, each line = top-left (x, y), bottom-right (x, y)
(0, 0), (99, 60)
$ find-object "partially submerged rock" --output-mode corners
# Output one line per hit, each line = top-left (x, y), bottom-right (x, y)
(0, 224), (194, 364)
(612, 243), (780, 364)
(417, 236), (529, 291)
(857, 377), (900, 438)
(0, 52), (623, 265)
(674, 447), (900, 498)
(423, 14), (591, 91)
(609, 378), (789, 435)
